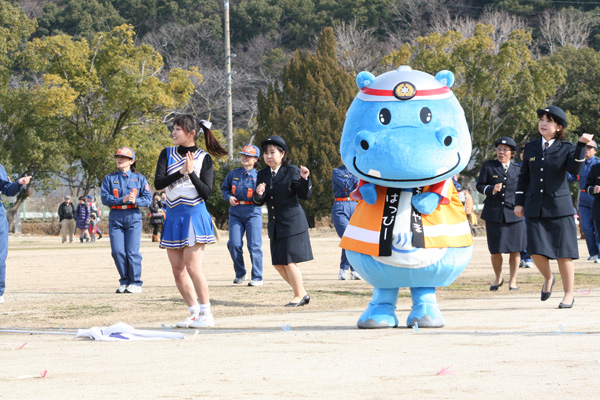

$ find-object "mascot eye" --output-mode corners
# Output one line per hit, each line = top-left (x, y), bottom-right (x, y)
(379, 108), (391, 125)
(420, 107), (432, 124)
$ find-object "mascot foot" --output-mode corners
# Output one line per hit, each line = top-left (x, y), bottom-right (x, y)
(406, 287), (445, 328)
(357, 305), (399, 329)
(357, 287), (399, 329)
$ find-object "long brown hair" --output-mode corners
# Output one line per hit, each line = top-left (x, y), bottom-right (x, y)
(172, 114), (228, 157)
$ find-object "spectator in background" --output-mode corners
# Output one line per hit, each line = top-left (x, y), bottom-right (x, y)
(149, 192), (164, 242)
(568, 140), (600, 262)
(58, 195), (76, 244)
(76, 195), (90, 243)
(86, 195), (102, 239)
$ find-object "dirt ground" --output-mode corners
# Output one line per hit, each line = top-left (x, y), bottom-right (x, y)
(1, 229), (600, 399)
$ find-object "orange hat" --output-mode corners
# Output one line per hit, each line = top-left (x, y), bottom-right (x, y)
(115, 147), (135, 160)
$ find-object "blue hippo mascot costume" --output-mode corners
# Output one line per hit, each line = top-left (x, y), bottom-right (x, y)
(339, 66), (473, 329)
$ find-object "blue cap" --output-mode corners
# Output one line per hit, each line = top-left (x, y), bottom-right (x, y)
(239, 144), (260, 157)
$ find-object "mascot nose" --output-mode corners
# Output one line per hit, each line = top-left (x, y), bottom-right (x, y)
(353, 130), (375, 154)
(436, 127), (458, 150)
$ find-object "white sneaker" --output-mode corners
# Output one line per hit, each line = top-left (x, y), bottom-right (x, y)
(0, 295), (4, 304)
(595, 259), (600, 264)
(116, 285), (127, 293)
(248, 280), (263, 286)
(523, 261), (534, 268)
(189, 312), (215, 328)
(125, 285), (142, 293)
(350, 271), (362, 280)
(338, 269), (348, 280)
(518, 259), (524, 268)
(176, 311), (200, 328)
(588, 255), (598, 261)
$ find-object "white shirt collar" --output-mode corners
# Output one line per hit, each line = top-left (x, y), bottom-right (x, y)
(542, 137), (556, 149)
(270, 166), (281, 175)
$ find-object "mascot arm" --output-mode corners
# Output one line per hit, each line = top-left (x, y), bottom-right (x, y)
(412, 192), (442, 215)
(354, 180), (378, 205)
(411, 179), (452, 215)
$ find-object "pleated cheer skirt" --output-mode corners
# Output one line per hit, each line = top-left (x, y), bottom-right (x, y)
(160, 201), (216, 250)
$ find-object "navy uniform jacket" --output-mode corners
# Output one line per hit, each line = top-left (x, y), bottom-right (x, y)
(476, 159), (523, 223)
(583, 163), (600, 221)
(516, 138), (585, 218)
(253, 164), (312, 240)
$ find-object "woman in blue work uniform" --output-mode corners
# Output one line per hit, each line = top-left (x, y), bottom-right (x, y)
(221, 144), (263, 286)
(0, 165), (31, 304)
(515, 106), (593, 309)
(331, 164), (361, 280)
(253, 135), (313, 307)
(154, 115), (227, 329)
(101, 147), (152, 294)
(476, 137), (526, 291)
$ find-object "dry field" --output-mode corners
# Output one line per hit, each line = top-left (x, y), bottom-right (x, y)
(1, 229), (600, 399)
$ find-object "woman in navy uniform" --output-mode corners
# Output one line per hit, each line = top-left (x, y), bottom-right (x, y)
(331, 164), (361, 280)
(101, 147), (152, 294)
(154, 115), (227, 328)
(0, 165), (30, 304)
(221, 144), (263, 286)
(515, 106), (593, 309)
(477, 137), (526, 291)
(253, 135), (313, 307)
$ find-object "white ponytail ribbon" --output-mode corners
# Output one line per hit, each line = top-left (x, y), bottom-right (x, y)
(199, 119), (212, 132)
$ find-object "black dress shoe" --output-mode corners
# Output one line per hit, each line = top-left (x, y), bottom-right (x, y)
(541, 274), (556, 301)
(558, 298), (574, 309)
(489, 278), (504, 291)
(284, 293), (310, 307)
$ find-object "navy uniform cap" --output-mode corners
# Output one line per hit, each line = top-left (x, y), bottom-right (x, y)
(494, 137), (517, 151)
(260, 135), (288, 153)
(536, 105), (567, 128)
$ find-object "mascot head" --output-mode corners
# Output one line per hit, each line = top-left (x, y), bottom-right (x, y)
(340, 66), (471, 188)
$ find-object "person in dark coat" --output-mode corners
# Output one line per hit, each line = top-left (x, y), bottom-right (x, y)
(148, 192), (164, 242)
(253, 135), (313, 307)
(477, 137), (526, 291)
(515, 105), (593, 309)
(584, 160), (600, 265)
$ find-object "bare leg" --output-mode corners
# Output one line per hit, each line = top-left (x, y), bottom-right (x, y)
(531, 254), (554, 292)
(284, 263), (307, 302)
(490, 253), (503, 286)
(557, 258), (574, 305)
(274, 265), (291, 285)
(167, 244), (209, 306)
(508, 252), (520, 288)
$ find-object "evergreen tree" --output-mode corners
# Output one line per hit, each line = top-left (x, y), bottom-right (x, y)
(256, 27), (355, 224)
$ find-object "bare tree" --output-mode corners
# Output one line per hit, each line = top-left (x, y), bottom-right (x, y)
(333, 19), (382, 74)
(538, 9), (592, 54)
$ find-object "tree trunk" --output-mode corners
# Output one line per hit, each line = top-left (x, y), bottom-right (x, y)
(5, 188), (28, 233)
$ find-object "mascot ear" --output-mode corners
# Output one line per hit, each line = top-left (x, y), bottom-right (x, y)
(435, 70), (455, 88)
(356, 71), (376, 89)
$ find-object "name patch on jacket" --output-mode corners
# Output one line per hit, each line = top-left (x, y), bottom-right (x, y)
(411, 188), (425, 248)
(379, 188), (402, 256)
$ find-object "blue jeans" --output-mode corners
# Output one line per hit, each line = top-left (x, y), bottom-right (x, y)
(109, 209), (143, 286)
(227, 211), (263, 280)
(580, 202), (600, 257)
(332, 201), (356, 271)
(0, 207), (7, 296)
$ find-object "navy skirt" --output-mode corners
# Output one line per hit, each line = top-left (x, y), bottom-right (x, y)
(526, 216), (578, 260)
(270, 230), (313, 265)
(160, 202), (216, 250)
(485, 220), (526, 254)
